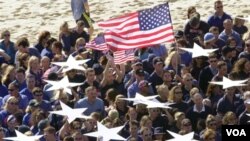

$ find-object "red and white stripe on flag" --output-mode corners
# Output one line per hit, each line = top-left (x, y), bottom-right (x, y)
(98, 3), (174, 50)
(113, 49), (135, 64)
(85, 41), (108, 51)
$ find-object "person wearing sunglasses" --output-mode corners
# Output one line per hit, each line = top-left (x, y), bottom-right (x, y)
(207, 0), (232, 33)
(32, 87), (52, 113)
(2, 82), (28, 112)
(239, 39), (250, 60)
(0, 30), (15, 64)
(200, 115), (221, 141)
(0, 96), (20, 128)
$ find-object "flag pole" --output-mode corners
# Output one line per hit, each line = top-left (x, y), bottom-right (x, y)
(166, 1), (179, 82)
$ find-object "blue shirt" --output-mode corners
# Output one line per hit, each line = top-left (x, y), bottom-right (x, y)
(74, 97), (105, 116)
(41, 48), (53, 60)
(61, 34), (72, 52)
(0, 40), (16, 64)
(219, 30), (242, 48)
(20, 88), (34, 101)
(0, 85), (8, 97)
(207, 12), (232, 33)
(71, 0), (87, 20)
(127, 81), (154, 98)
(148, 44), (167, 58)
(3, 94), (29, 111)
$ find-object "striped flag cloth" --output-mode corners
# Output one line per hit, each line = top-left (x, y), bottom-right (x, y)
(85, 35), (109, 51)
(113, 49), (135, 64)
(98, 3), (174, 50)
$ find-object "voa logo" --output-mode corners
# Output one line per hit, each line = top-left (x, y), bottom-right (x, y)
(226, 129), (246, 136)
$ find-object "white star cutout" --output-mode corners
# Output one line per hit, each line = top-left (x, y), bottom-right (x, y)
(167, 130), (197, 141)
(209, 76), (248, 89)
(50, 101), (89, 123)
(84, 122), (125, 141)
(52, 55), (90, 73)
(179, 43), (218, 58)
(44, 75), (83, 95)
(4, 130), (43, 141)
(119, 93), (158, 105)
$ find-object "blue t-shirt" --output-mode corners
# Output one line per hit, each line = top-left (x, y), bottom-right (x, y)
(71, 0), (87, 20)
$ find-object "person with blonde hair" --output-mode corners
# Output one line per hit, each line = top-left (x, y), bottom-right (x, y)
(0, 96), (21, 128)
(203, 129), (216, 141)
(1, 65), (15, 87)
(164, 51), (182, 76)
(59, 21), (72, 54)
(26, 56), (43, 87)
(156, 84), (169, 103)
(222, 111), (238, 125)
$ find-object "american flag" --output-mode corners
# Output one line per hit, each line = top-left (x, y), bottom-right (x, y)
(113, 49), (135, 64)
(85, 35), (108, 51)
(98, 3), (174, 50)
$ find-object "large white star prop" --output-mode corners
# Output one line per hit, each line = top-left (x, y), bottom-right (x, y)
(236, 16), (250, 22)
(179, 43), (218, 58)
(119, 93), (158, 105)
(144, 99), (173, 109)
(84, 122), (125, 141)
(167, 130), (197, 141)
(44, 75), (83, 95)
(3, 130), (43, 141)
(50, 101), (89, 123)
(209, 76), (248, 89)
(52, 55), (90, 72)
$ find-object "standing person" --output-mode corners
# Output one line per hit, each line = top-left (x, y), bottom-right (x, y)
(71, 0), (94, 34)
(0, 30), (16, 64)
(207, 0), (232, 33)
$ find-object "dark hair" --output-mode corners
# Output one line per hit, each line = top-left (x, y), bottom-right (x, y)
(217, 61), (226, 69)
(38, 31), (50, 44)
(16, 37), (29, 48)
(52, 41), (63, 51)
(16, 67), (26, 74)
(47, 72), (58, 81)
(46, 37), (57, 48)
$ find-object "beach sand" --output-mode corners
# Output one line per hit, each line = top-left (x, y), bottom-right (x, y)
(0, 0), (249, 44)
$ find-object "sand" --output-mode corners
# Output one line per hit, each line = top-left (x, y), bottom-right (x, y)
(0, 0), (249, 45)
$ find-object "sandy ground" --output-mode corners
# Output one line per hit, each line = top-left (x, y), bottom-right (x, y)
(0, 0), (249, 45)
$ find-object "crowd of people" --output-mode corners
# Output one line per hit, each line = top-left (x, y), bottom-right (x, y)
(0, 0), (250, 141)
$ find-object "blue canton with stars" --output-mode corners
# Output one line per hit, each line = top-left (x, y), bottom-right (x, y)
(138, 3), (171, 31)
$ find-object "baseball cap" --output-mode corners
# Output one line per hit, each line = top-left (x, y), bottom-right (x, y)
(138, 80), (151, 88)
(204, 33), (215, 43)
(153, 57), (163, 65)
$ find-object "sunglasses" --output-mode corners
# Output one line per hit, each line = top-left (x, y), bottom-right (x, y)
(8, 102), (18, 105)
(186, 79), (193, 81)
(8, 89), (15, 91)
(175, 91), (182, 94)
(210, 60), (217, 63)
(209, 122), (216, 126)
(144, 133), (152, 137)
(4, 34), (10, 37)
(216, 6), (223, 8)
(183, 123), (191, 126)
(34, 94), (43, 97)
